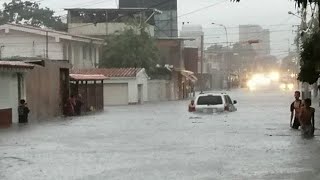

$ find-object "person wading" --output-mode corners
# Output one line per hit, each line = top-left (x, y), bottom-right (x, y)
(299, 98), (315, 138)
(290, 91), (302, 129)
(188, 100), (196, 112)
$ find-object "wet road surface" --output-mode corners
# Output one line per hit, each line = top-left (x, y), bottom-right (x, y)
(1, 90), (320, 180)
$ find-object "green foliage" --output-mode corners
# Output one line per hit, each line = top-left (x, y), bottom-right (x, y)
(0, 0), (66, 31)
(298, 31), (320, 83)
(100, 25), (160, 74)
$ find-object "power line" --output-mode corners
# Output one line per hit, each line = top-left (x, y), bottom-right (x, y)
(178, 0), (226, 18)
(55, 0), (111, 14)
(204, 29), (293, 37)
(202, 24), (299, 30)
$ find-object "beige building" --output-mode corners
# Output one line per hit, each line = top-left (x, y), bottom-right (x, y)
(65, 8), (158, 38)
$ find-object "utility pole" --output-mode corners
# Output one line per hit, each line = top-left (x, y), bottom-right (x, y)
(46, 31), (48, 58)
(200, 35), (204, 93)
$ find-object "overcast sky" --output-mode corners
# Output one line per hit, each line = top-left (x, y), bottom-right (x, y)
(4, 0), (302, 58)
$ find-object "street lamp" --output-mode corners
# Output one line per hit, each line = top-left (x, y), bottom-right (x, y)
(212, 23), (230, 90)
(212, 23), (229, 47)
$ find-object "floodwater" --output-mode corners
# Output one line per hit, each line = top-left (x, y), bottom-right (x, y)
(1, 89), (320, 180)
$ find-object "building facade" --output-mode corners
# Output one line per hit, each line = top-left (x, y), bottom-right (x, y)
(72, 68), (149, 105)
(119, 0), (178, 37)
(66, 8), (157, 38)
(24, 60), (71, 121)
(0, 24), (103, 69)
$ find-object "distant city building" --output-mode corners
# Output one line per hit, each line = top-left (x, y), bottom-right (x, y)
(239, 25), (270, 56)
(180, 24), (204, 54)
(119, 0), (178, 37)
(180, 24), (206, 73)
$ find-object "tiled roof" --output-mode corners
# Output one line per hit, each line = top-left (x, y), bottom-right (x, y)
(71, 68), (143, 78)
(0, 61), (34, 69)
(70, 74), (107, 81)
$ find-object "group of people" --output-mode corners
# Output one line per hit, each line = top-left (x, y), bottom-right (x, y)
(290, 91), (315, 137)
(64, 94), (83, 116)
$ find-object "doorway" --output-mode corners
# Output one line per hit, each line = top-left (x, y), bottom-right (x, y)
(138, 84), (143, 104)
(60, 68), (69, 114)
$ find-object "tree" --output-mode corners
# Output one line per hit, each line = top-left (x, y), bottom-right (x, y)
(100, 24), (160, 74)
(0, 0), (66, 31)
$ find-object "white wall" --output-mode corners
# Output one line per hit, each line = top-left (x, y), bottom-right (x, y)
(0, 72), (19, 123)
(0, 29), (99, 69)
(148, 80), (170, 102)
(70, 42), (99, 69)
(104, 75), (148, 104)
(136, 71), (148, 102)
(0, 30), (63, 59)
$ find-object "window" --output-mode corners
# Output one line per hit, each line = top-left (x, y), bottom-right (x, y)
(224, 95), (233, 105)
(197, 95), (223, 105)
(83, 45), (88, 59)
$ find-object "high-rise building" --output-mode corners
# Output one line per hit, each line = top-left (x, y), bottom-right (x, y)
(119, 0), (178, 37)
(239, 25), (270, 56)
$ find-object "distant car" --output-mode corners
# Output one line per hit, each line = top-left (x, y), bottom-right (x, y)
(194, 93), (237, 113)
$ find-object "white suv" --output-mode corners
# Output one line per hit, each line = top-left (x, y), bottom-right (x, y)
(194, 93), (237, 113)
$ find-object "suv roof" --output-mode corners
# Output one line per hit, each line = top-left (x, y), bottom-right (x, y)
(198, 92), (228, 96)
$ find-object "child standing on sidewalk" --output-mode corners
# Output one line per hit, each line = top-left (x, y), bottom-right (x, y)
(300, 98), (315, 137)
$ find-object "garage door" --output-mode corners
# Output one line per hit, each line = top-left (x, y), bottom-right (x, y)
(104, 83), (128, 105)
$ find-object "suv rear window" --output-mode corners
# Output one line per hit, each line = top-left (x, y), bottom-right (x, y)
(197, 95), (223, 105)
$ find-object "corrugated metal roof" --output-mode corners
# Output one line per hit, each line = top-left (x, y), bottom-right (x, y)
(0, 61), (34, 69)
(70, 74), (107, 81)
(71, 68), (143, 78)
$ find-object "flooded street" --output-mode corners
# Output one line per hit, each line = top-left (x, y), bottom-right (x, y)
(1, 90), (320, 180)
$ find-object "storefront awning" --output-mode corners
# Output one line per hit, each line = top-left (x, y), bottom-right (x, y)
(179, 70), (198, 83)
(70, 74), (108, 81)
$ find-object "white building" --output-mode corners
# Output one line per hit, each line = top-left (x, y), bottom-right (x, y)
(0, 24), (104, 69)
(0, 61), (34, 126)
(72, 68), (148, 106)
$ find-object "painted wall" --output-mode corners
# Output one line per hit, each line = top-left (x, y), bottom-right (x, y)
(68, 23), (155, 37)
(25, 61), (70, 121)
(147, 80), (171, 102)
(0, 72), (19, 123)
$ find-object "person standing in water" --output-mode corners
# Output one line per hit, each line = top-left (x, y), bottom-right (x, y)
(189, 100), (196, 112)
(290, 91), (302, 129)
(300, 98), (315, 137)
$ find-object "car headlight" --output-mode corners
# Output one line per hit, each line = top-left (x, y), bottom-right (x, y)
(280, 84), (286, 90)
(288, 83), (294, 90)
